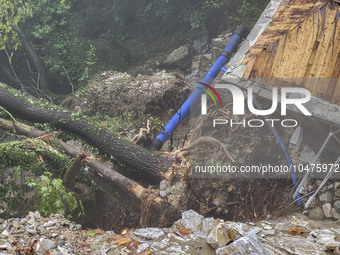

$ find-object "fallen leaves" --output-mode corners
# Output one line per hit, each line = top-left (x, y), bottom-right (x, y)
(288, 227), (306, 236)
(178, 228), (194, 236)
(84, 228), (105, 234)
(114, 236), (148, 253)
(114, 236), (134, 246)
(77, 240), (91, 248)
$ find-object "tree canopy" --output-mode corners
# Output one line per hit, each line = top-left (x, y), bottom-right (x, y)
(0, 0), (269, 94)
(0, 0), (32, 50)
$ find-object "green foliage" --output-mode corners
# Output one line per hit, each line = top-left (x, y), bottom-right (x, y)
(233, 0), (269, 27)
(1, 0), (269, 94)
(78, 44), (97, 82)
(28, 171), (84, 218)
(0, 138), (70, 216)
(23, 0), (87, 90)
(87, 231), (97, 237)
(0, 0), (32, 50)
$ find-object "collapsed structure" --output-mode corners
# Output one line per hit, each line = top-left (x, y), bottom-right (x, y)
(222, 0), (340, 209)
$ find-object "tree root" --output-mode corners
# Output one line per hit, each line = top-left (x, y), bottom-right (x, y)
(175, 136), (235, 163)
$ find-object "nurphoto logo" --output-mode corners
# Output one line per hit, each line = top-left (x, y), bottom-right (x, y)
(200, 84), (312, 128)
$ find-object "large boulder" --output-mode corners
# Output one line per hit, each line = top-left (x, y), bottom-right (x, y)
(160, 44), (193, 71)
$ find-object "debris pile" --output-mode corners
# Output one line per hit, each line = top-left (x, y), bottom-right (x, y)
(61, 70), (190, 118)
(1, 210), (340, 254)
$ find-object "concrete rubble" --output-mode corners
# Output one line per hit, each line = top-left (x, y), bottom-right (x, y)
(1, 209), (340, 254)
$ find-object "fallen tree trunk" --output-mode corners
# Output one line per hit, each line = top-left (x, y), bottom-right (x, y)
(0, 117), (145, 200)
(0, 86), (172, 180)
(59, 141), (145, 200)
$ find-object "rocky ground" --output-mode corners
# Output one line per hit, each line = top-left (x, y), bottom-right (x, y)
(1, 210), (340, 255)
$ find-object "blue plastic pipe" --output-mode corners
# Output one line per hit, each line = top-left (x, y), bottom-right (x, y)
(266, 123), (302, 205)
(150, 25), (249, 151)
(252, 95), (301, 205)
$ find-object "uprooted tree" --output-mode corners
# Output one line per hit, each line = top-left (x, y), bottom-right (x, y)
(0, 85), (172, 178)
(0, 83), (184, 227)
(0, 82), (298, 229)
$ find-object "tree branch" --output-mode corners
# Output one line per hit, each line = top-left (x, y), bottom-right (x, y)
(0, 86), (172, 180)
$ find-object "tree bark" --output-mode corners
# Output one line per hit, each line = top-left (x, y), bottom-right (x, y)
(0, 86), (172, 180)
(12, 25), (51, 94)
(59, 141), (145, 199)
(0, 117), (146, 200)
(63, 154), (83, 189)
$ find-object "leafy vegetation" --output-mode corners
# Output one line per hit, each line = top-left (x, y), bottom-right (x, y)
(0, 138), (71, 217)
(27, 172), (84, 218)
(0, 0), (32, 50)
(0, 0), (269, 94)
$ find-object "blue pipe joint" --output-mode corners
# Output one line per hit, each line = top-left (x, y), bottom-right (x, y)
(149, 26), (249, 151)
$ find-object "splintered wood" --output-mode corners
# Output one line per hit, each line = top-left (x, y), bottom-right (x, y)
(243, 1), (340, 104)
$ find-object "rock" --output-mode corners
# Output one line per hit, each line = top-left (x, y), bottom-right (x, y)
(319, 191), (333, 202)
(57, 245), (70, 255)
(1, 229), (10, 237)
(0, 240), (12, 251)
(38, 226), (46, 235)
(181, 210), (203, 230)
(161, 45), (192, 70)
(36, 238), (56, 255)
(28, 211), (35, 219)
(325, 241), (340, 253)
(150, 240), (184, 254)
(334, 182), (340, 194)
(12, 221), (20, 230)
(309, 207), (325, 220)
(206, 223), (236, 249)
(0, 223), (7, 232)
(266, 234), (323, 254)
(198, 53), (212, 72)
(201, 217), (217, 236)
(159, 180), (169, 198)
(260, 222), (273, 230)
(309, 229), (336, 246)
(27, 218), (35, 225)
(332, 208), (340, 220)
(133, 228), (165, 240)
(34, 211), (41, 219)
(334, 200), (340, 212)
(150, 240), (169, 251)
(216, 231), (268, 255)
(136, 242), (150, 253)
(192, 30), (209, 54)
(43, 220), (58, 228)
(323, 203), (333, 218)
(26, 223), (38, 235)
